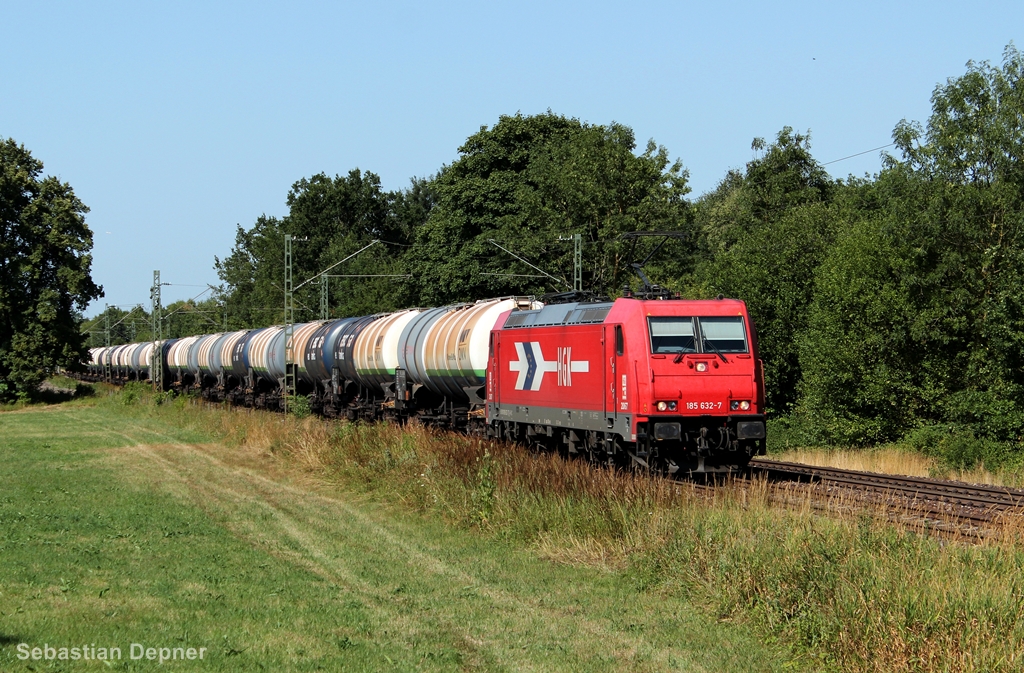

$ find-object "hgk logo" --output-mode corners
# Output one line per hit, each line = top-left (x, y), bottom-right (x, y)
(510, 342), (589, 391)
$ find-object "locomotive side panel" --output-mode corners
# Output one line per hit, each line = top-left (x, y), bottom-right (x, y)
(489, 324), (611, 433)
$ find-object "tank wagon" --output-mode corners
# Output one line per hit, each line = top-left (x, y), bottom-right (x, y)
(82, 294), (766, 473)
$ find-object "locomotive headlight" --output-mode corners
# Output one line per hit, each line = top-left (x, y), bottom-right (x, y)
(731, 400), (751, 411)
(668, 401), (677, 411)
(695, 361), (708, 372)
(656, 401), (668, 411)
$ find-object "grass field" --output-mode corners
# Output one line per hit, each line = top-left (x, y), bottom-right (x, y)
(0, 394), (802, 671)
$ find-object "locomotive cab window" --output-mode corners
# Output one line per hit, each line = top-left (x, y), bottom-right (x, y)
(615, 325), (624, 356)
(698, 316), (748, 353)
(648, 317), (697, 354)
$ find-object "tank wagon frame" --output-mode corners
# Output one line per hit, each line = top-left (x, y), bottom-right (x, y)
(81, 294), (766, 474)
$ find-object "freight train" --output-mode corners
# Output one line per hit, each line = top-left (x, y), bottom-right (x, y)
(84, 293), (766, 474)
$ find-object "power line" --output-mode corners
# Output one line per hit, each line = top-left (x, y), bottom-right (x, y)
(106, 305), (143, 331)
(294, 240), (380, 291)
(160, 286), (215, 320)
(321, 274), (412, 278)
(488, 239), (570, 290)
(822, 143), (897, 166)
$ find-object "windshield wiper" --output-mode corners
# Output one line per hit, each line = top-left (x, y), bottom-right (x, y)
(702, 338), (728, 363)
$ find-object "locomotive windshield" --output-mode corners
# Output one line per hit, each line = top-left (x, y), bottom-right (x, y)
(698, 317), (748, 353)
(648, 316), (748, 354)
(649, 317), (697, 353)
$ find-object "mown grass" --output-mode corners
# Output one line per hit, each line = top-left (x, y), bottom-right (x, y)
(85, 384), (1024, 673)
(1, 385), (803, 672)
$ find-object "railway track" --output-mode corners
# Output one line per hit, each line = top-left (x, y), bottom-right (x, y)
(746, 458), (1024, 536)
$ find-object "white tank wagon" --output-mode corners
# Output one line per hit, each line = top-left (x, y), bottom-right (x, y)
(167, 336), (201, 384)
(79, 340), (175, 384)
(352, 309), (421, 392)
(119, 343), (143, 379)
(398, 298), (538, 403)
(188, 333), (225, 385)
(247, 326), (285, 386)
(131, 342), (155, 378)
(73, 297), (552, 431)
(289, 321), (329, 392)
(213, 330), (250, 384)
(87, 347), (104, 377)
(109, 344), (128, 378)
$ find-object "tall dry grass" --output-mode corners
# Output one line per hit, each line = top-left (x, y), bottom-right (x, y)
(773, 446), (1023, 488)
(126, 395), (1024, 673)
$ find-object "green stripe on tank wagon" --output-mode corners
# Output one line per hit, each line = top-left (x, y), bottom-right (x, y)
(425, 369), (486, 378)
(353, 368), (486, 378)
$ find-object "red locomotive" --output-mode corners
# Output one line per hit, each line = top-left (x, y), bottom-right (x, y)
(487, 295), (765, 474)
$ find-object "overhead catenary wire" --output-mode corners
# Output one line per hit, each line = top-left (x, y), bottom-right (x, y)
(160, 286), (215, 320)
(822, 143), (897, 166)
(96, 139), (1004, 338)
(487, 239), (570, 290)
(105, 305), (144, 331)
(320, 272), (405, 279)
(293, 240), (381, 292)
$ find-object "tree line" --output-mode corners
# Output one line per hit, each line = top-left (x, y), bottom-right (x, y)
(8, 44), (1023, 466)
(212, 44), (1024, 463)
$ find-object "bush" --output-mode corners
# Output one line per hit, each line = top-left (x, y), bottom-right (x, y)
(903, 424), (1019, 471)
(288, 394), (312, 419)
(120, 382), (147, 406)
(765, 414), (816, 452)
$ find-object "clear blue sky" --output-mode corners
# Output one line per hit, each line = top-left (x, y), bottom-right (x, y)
(2, 1), (1019, 314)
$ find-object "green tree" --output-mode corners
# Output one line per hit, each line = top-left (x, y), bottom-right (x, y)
(683, 128), (837, 415)
(216, 169), (418, 324)
(163, 297), (226, 339)
(798, 44), (1024, 445)
(409, 112), (690, 305)
(0, 139), (102, 399)
(82, 305), (150, 347)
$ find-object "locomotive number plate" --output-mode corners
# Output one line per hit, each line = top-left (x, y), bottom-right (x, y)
(686, 401), (722, 411)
